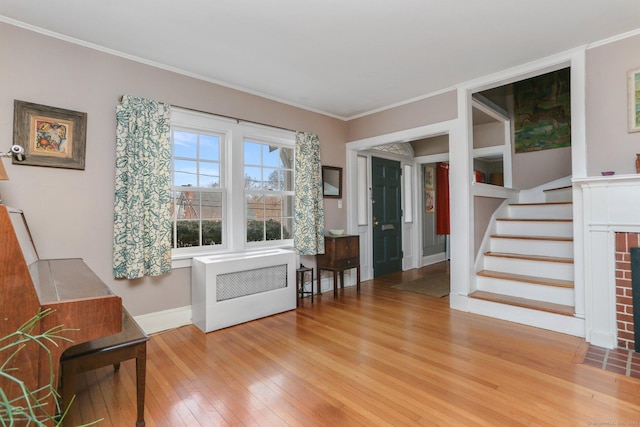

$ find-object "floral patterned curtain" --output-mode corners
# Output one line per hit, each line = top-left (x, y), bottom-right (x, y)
(113, 96), (172, 279)
(294, 132), (324, 255)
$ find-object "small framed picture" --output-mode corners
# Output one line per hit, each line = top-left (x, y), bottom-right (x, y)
(628, 67), (640, 133)
(13, 100), (87, 169)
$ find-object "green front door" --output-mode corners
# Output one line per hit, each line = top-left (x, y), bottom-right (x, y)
(372, 156), (403, 277)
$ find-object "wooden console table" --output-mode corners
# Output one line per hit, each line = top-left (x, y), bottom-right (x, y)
(317, 235), (360, 297)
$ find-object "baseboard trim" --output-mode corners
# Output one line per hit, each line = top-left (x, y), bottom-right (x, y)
(422, 252), (446, 266)
(134, 305), (193, 335)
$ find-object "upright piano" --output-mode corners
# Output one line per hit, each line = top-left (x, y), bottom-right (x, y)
(0, 204), (122, 417)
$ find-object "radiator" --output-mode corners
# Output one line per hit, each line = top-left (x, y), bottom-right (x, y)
(191, 248), (296, 332)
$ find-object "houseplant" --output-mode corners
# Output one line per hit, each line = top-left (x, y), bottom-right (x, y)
(0, 309), (97, 426)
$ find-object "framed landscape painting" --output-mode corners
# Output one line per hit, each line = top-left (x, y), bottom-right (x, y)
(13, 100), (87, 169)
(629, 67), (640, 133)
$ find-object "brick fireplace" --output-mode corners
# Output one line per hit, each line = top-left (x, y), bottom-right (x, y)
(615, 232), (639, 350)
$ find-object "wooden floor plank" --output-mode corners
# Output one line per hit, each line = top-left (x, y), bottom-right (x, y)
(61, 262), (640, 426)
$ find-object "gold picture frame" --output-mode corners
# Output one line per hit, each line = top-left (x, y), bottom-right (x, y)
(13, 100), (87, 169)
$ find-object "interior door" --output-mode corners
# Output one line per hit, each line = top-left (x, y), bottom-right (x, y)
(372, 157), (403, 277)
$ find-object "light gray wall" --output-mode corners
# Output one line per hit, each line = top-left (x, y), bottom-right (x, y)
(586, 33), (640, 176)
(347, 91), (457, 141)
(0, 23), (346, 316)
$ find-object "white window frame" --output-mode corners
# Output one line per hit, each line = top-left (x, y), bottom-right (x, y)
(242, 136), (295, 248)
(170, 108), (295, 266)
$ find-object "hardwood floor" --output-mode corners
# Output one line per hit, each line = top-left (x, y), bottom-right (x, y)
(64, 263), (640, 426)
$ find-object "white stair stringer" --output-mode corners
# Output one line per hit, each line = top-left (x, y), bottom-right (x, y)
(469, 297), (585, 337)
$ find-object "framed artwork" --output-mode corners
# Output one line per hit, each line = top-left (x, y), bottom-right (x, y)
(629, 67), (640, 133)
(425, 190), (435, 213)
(513, 68), (571, 153)
(424, 166), (434, 190)
(322, 166), (342, 198)
(13, 100), (87, 170)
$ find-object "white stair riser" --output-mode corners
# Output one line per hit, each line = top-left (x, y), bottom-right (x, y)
(490, 238), (573, 258)
(476, 276), (574, 306)
(545, 189), (573, 203)
(483, 256), (574, 281)
(508, 204), (572, 219)
(496, 220), (573, 237)
(469, 298), (584, 337)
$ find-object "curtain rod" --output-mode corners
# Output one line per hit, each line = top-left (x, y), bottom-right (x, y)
(164, 103), (298, 134)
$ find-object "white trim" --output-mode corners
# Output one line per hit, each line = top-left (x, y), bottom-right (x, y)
(346, 87), (456, 121)
(586, 27), (640, 50)
(422, 252), (446, 266)
(134, 306), (193, 335)
(346, 120), (458, 282)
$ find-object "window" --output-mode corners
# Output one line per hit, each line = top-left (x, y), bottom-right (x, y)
(171, 128), (224, 250)
(244, 140), (294, 243)
(170, 108), (295, 258)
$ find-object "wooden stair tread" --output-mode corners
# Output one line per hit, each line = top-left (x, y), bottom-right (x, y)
(509, 202), (572, 206)
(497, 218), (572, 222)
(484, 252), (573, 264)
(543, 185), (572, 192)
(490, 234), (573, 242)
(477, 270), (574, 288)
(469, 291), (575, 316)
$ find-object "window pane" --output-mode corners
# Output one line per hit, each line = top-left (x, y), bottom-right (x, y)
(173, 131), (197, 158)
(176, 220), (200, 248)
(244, 141), (261, 166)
(283, 194), (294, 216)
(244, 166), (263, 189)
(265, 219), (282, 241)
(264, 168), (280, 190)
(175, 190), (200, 219)
(199, 162), (220, 188)
(245, 193), (263, 219)
(201, 192), (222, 220)
(282, 217), (293, 239)
(263, 145), (280, 167)
(264, 194), (282, 217)
(200, 134), (219, 161)
(247, 219), (264, 242)
(202, 220), (222, 246)
(280, 147), (294, 168)
(174, 160), (197, 186)
(282, 170), (293, 191)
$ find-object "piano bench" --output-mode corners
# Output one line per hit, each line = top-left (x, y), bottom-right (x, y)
(59, 309), (149, 427)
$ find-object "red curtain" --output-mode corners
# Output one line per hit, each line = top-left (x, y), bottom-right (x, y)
(435, 162), (450, 235)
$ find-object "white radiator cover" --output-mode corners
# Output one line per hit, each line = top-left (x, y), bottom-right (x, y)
(191, 249), (297, 332)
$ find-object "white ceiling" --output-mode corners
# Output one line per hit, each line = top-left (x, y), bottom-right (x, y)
(1, 1), (639, 119)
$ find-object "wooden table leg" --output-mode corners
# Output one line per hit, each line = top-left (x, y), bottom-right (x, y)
(333, 271), (338, 298)
(136, 343), (147, 427)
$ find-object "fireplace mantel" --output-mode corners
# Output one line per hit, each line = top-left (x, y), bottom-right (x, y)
(575, 174), (640, 348)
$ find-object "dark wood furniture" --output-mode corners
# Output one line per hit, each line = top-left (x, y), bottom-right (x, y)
(316, 235), (360, 298)
(0, 205), (122, 419)
(60, 309), (149, 426)
(296, 266), (314, 305)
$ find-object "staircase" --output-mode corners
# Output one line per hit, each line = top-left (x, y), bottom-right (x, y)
(469, 185), (584, 337)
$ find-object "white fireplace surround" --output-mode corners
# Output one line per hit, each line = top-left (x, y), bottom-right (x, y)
(576, 174), (640, 349)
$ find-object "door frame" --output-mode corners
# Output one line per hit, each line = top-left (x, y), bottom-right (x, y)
(346, 120), (458, 282)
